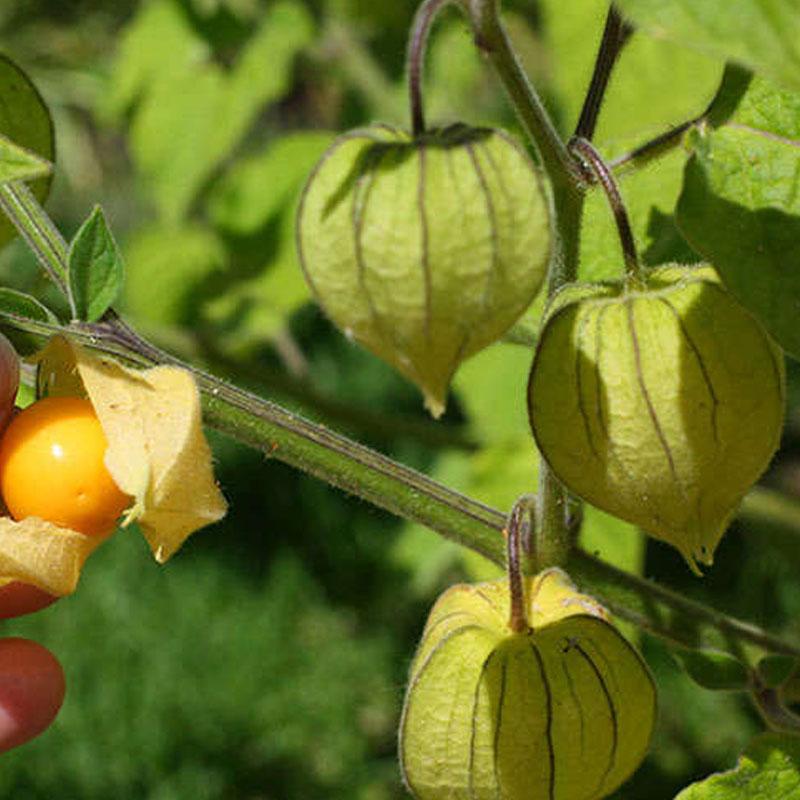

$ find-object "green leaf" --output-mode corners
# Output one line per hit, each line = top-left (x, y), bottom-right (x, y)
(68, 207), (125, 322)
(122, 224), (226, 327)
(0, 133), (51, 184)
(207, 132), (333, 234)
(617, 0), (800, 93)
(107, 0), (314, 222)
(540, 0), (723, 142)
(0, 54), (55, 248)
(675, 734), (800, 799)
(0, 288), (57, 322)
(671, 648), (751, 692)
(676, 75), (800, 358)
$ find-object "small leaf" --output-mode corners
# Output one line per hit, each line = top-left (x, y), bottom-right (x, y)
(0, 133), (51, 184)
(0, 288), (57, 322)
(36, 336), (227, 562)
(675, 733), (800, 799)
(672, 647), (751, 692)
(0, 55), (55, 248)
(68, 206), (125, 322)
(617, 0), (800, 93)
(676, 76), (800, 359)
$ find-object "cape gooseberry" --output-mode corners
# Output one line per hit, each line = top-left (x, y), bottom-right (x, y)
(529, 265), (785, 573)
(399, 568), (656, 800)
(296, 123), (551, 417)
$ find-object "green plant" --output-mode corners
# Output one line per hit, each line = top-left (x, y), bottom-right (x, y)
(2, 0), (800, 797)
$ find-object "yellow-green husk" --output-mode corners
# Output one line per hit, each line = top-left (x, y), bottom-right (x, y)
(399, 568), (656, 800)
(297, 123), (551, 417)
(528, 265), (785, 572)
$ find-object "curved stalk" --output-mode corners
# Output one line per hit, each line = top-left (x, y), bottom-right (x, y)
(570, 137), (642, 286)
(407, 0), (454, 135)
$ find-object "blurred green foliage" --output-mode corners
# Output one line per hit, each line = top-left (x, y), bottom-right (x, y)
(0, 1), (799, 798)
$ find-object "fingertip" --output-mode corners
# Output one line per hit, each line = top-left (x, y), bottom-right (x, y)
(0, 638), (65, 752)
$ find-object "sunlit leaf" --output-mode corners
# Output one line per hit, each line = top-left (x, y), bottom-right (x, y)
(122, 223), (226, 326)
(617, 0), (800, 92)
(676, 75), (800, 359)
(675, 734), (800, 799)
(68, 206), (125, 322)
(107, 0), (314, 221)
(207, 132), (332, 234)
(540, 0), (722, 142)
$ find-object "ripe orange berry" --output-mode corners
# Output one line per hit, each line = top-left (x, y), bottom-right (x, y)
(0, 396), (130, 537)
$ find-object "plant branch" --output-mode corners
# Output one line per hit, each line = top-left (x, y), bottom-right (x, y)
(466, 0), (582, 189)
(574, 5), (633, 140)
(464, 0), (589, 570)
(3, 307), (800, 661)
(0, 182), (75, 316)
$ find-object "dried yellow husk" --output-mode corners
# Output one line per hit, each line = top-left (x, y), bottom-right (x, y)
(529, 265), (785, 573)
(0, 335), (227, 596)
(399, 568), (656, 800)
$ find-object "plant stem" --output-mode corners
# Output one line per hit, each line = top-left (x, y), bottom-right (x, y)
(570, 136), (642, 285)
(3, 307), (800, 660)
(407, 0), (454, 135)
(465, 0), (588, 570)
(574, 5), (633, 140)
(466, 0), (582, 188)
(534, 468), (571, 570)
(0, 183), (75, 316)
(23, 316), (800, 663)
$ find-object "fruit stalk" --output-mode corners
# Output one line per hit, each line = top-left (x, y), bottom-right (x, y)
(407, 0), (454, 135)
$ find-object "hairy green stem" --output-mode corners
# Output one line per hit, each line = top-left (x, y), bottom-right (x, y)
(466, 0), (582, 189)
(3, 307), (800, 661)
(0, 182), (75, 316)
(465, 0), (587, 569)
